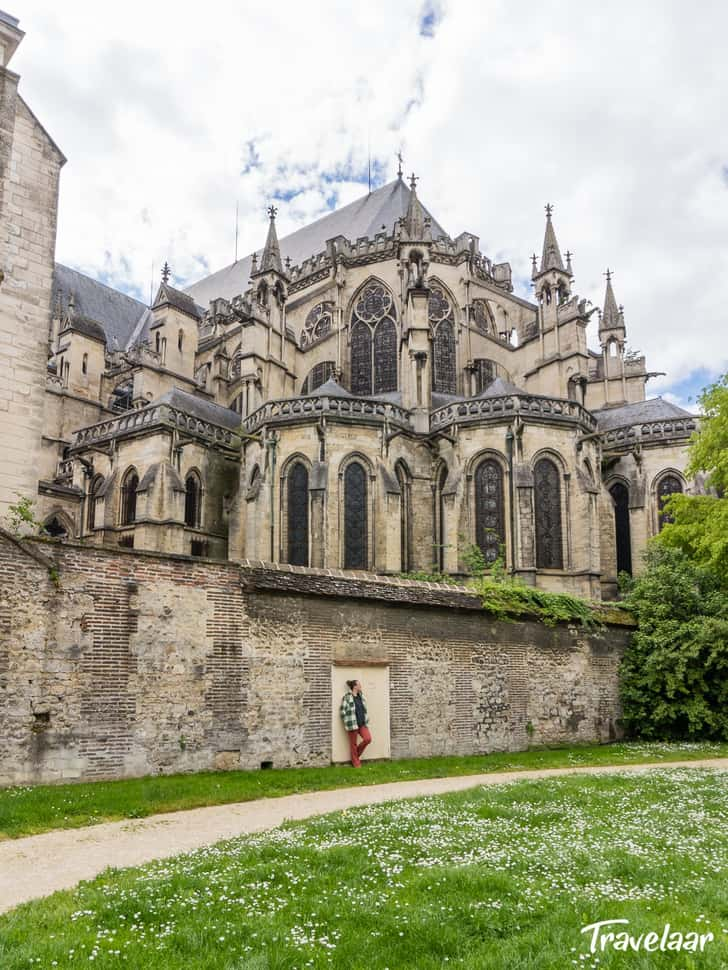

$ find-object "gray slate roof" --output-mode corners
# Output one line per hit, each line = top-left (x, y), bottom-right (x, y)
(64, 314), (106, 343)
(186, 179), (449, 307)
(152, 282), (203, 320)
(53, 263), (147, 352)
(593, 397), (694, 430)
(307, 376), (352, 398)
(475, 377), (528, 398)
(153, 388), (241, 430)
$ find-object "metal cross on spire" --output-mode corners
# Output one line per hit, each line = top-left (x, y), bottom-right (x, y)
(161, 261), (171, 284)
(409, 172), (418, 191)
(267, 205), (278, 220)
(604, 268), (613, 282)
(396, 150), (404, 179)
(545, 203), (553, 218)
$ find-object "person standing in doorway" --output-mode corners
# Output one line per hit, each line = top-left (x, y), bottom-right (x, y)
(340, 679), (371, 767)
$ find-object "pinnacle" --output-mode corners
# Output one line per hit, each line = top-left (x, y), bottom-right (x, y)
(540, 203), (565, 273)
(600, 271), (622, 331)
(259, 206), (284, 275)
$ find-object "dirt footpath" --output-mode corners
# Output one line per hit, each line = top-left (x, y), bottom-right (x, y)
(1, 758), (727, 914)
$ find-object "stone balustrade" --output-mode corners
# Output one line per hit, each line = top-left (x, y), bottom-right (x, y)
(601, 416), (698, 450)
(71, 403), (241, 450)
(430, 393), (597, 432)
(242, 394), (413, 435)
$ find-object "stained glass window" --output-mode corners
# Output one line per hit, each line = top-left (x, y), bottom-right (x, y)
(534, 458), (563, 569)
(344, 461), (368, 569)
(374, 319), (397, 394)
(429, 287), (457, 394)
(473, 359), (495, 395)
(657, 474), (682, 530)
(350, 282), (397, 395)
(351, 322), (373, 395)
(609, 482), (632, 574)
(300, 303), (334, 349)
(475, 460), (505, 564)
(301, 360), (335, 395)
(287, 462), (309, 566)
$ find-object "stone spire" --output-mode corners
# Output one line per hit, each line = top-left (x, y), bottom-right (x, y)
(540, 203), (564, 272)
(403, 173), (429, 240)
(598, 269), (626, 349)
(600, 269), (622, 331)
(259, 205), (284, 275)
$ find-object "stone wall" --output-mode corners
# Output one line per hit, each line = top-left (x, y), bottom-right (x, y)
(0, 54), (65, 517)
(0, 530), (631, 786)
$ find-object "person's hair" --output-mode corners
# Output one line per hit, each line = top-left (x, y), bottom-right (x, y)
(346, 679), (358, 690)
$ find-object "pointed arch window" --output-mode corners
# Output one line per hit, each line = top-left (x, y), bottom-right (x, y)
(350, 282), (397, 395)
(610, 481), (632, 575)
(87, 474), (104, 531)
(475, 459), (505, 564)
(184, 472), (201, 528)
(470, 299), (495, 334)
(44, 515), (69, 538)
(300, 302), (333, 349)
(534, 458), (563, 569)
(472, 359), (496, 395)
(301, 360), (335, 395)
(344, 461), (368, 569)
(287, 461), (309, 566)
(657, 474), (683, 530)
(120, 468), (139, 526)
(429, 286), (456, 394)
(434, 463), (448, 572)
(396, 460), (412, 572)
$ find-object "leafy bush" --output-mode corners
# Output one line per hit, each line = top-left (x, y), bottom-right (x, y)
(619, 545), (728, 740)
(470, 574), (598, 627)
(3, 494), (45, 538)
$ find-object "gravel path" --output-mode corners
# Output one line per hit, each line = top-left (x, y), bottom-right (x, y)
(1, 757), (726, 914)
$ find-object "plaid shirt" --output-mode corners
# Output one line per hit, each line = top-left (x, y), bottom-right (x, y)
(340, 690), (368, 732)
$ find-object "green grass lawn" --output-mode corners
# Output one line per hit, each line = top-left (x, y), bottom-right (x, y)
(1, 767), (727, 968)
(1, 740), (727, 840)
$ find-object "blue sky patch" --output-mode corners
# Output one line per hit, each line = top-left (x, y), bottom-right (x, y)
(419, 1), (442, 37)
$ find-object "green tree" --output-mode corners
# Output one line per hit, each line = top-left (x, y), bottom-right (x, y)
(619, 545), (728, 739)
(657, 373), (728, 583)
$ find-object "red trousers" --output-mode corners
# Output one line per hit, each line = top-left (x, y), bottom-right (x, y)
(348, 725), (372, 766)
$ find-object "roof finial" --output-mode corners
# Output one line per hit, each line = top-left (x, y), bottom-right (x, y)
(604, 267), (612, 282)
(409, 172), (418, 191)
(530, 253), (538, 280)
(267, 204), (278, 221)
(545, 202), (553, 219)
(565, 249), (574, 277)
(161, 261), (171, 284)
(397, 150), (404, 180)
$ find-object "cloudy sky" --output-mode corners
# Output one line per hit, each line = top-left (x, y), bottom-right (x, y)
(13, 0), (728, 407)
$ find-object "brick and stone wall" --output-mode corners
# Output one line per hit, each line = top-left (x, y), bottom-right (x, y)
(0, 530), (632, 786)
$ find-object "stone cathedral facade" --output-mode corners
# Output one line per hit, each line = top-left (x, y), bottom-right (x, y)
(0, 12), (701, 600)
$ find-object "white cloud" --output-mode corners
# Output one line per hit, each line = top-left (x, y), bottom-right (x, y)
(12, 0), (728, 389)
